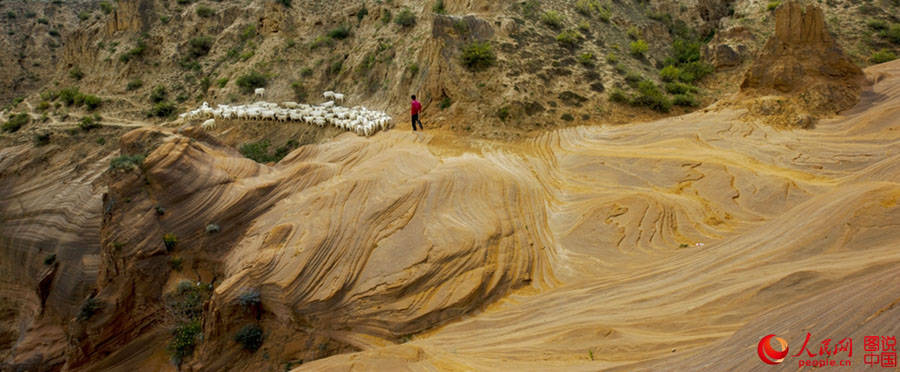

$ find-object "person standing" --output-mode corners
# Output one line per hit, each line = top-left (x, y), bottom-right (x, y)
(410, 95), (424, 131)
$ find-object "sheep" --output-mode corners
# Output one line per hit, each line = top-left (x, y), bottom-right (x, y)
(334, 93), (345, 104)
(281, 102), (298, 109)
(321, 101), (335, 108)
(323, 91), (335, 100)
(255, 88), (266, 97)
(201, 119), (216, 130)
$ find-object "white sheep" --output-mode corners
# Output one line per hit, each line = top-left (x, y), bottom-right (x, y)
(323, 91), (335, 100)
(201, 118), (216, 130)
(334, 93), (345, 104)
(254, 88), (266, 97)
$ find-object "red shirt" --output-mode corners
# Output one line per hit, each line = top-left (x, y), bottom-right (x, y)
(411, 100), (422, 115)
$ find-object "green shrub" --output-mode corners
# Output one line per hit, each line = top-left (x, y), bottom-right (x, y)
(37, 18), (48, 24)
(78, 11), (89, 21)
(49, 29), (60, 37)
(150, 85), (167, 103)
(328, 60), (343, 76)
(382, 9), (392, 25)
(356, 5), (368, 21)
(660, 65), (680, 82)
(673, 38), (701, 64)
(609, 89), (629, 103)
(150, 101), (177, 117)
(160, 15), (171, 24)
(44, 253), (56, 265)
(78, 298), (101, 321)
(237, 288), (261, 309)
(664, 81), (699, 94)
(99, 1), (114, 14)
(309, 35), (333, 49)
(169, 319), (201, 364)
(109, 154), (145, 170)
(395, 8), (415, 27)
(234, 324), (264, 352)
(119, 40), (147, 63)
(34, 132), (51, 146)
(633, 80), (672, 112)
(216, 78), (228, 88)
(166, 281), (210, 364)
(127, 79), (144, 91)
(578, 52), (594, 66)
(240, 24), (256, 41)
(541, 10), (564, 29)
(460, 41), (496, 71)
(206, 223), (220, 233)
(497, 107), (510, 121)
(163, 233), (177, 251)
(867, 19), (888, 31)
(433, 0), (446, 14)
(188, 36), (214, 58)
(275, 0), (291, 7)
(70, 66), (84, 80)
(78, 114), (101, 131)
(2, 113), (29, 132)
(575, 0), (602, 16)
(630, 39), (649, 57)
(678, 61), (713, 83)
(767, 1), (781, 11)
(882, 24), (900, 43)
(235, 71), (267, 94)
(169, 257), (183, 271)
(627, 26), (641, 40)
(438, 97), (452, 110)
(597, 6), (611, 22)
(240, 140), (279, 163)
(556, 30), (582, 46)
(673, 93), (699, 107)
(871, 49), (898, 63)
(606, 53), (618, 64)
(624, 71), (644, 87)
(327, 24), (351, 40)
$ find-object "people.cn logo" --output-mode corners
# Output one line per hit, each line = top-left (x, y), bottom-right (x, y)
(758, 334), (790, 365)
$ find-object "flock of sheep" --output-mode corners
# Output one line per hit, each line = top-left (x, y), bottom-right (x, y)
(181, 91), (392, 137)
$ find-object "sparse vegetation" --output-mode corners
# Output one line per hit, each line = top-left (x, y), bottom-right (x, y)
(395, 8), (415, 27)
(188, 36), (214, 58)
(127, 79), (144, 91)
(497, 106), (510, 121)
(328, 25), (351, 40)
(460, 41), (496, 71)
(166, 281), (211, 365)
(633, 81), (672, 113)
(275, 0), (291, 7)
(541, 10), (564, 29)
(119, 39), (147, 63)
(2, 113), (29, 132)
(206, 223), (220, 234)
(78, 114), (102, 131)
(78, 298), (101, 321)
(239, 139), (293, 163)
(356, 5), (368, 22)
(291, 81), (308, 102)
(660, 65), (680, 82)
(150, 85), (167, 103)
(234, 324), (264, 352)
(381, 9), (392, 25)
(871, 49), (898, 63)
(767, 1), (781, 11)
(438, 97), (452, 110)
(627, 26), (641, 40)
(163, 233), (178, 251)
(169, 257), (183, 271)
(433, 0), (446, 14)
(235, 71), (268, 94)
(578, 52), (594, 66)
(150, 102), (176, 117)
(99, 1), (114, 14)
(109, 154), (145, 170)
(69, 66), (84, 81)
(238, 288), (261, 310)
(883, 25), (900, 44)
(630, 40), (649, 57)
(34, 132), (51, 146)
(673, 93), (699, 107)
(43, 254), (56, 265)
(556, 30), (582, 47)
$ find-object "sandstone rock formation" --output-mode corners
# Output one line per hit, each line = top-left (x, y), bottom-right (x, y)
(738, 1), (866, 124)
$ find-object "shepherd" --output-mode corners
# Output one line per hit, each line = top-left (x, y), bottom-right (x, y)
(410, 95), (424, 131)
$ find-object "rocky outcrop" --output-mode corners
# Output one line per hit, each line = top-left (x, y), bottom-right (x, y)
(739, 1), (865, 121)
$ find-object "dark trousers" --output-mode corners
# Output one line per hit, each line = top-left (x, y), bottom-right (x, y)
(411, 114), (423, 131)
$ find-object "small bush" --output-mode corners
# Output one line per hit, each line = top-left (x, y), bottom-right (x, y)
(150, 101), (176, 117)
(678, 61), (713, 83)
(49, 29), (60, 37)
(433, 0), (446, 14)
(196, 4), (214, 17)
(497, 107), (510, 121)
(561, 113), (575, 121)
(2, 113), (29, 132)
(665, 81), (699, 94)
(866, 19), (886, 31)
(37, 18), (48, 24)
(109, 154), (145, 170)
(126, 79), (144, 91)
(630, 39), (649, 57)
(78, 114), (101, 131)
(460, 41), (496, 71)
(238, 288), (261, 309)
(70, 66), (85, 81)
(767, 1), (781, 11)
(356, 6), (368, 21)
(673, 93), (699, 107)
(556, 30), (582, 46)
(275, 0), (291, 7)
(575, 0), (601, 16)
(660, 65), (680, 82)
(169, 318), (201, 363)
(438, 98), (452, 110)
(597, 6), (611, 22)
(150, 85), (167, 103)
(327, 25), (351, 40)
(240, 24), (256, 41)
(609, 89), (629, 103)
(395, 8), (415, 27)
(163, 233), (177, 251)
(240, 140), (277, 163)
(216, 78), (228, 88)
(627, 26), (641, 40)
(234, 324), (264, 352)
(382, 9), (392, 25)
(206, 223), (220, 234)
(235, 71), (267, 94)
(82, 94), (102, 110)
(606, 53), (618, 64)
(871, 49), (898, 63)
(160, 15), (171, 24)
(99, 1), (114, 14)
(78, 298), (101, 321)
(188, 36), (214, 58)
(169, 257), (183, 271)
(44, 253), (56, 265)
(78, 11), (89, 21)
(541, 10), (564, 29)
(633, 80), (672, 113)
(119, 40), (147, 63)
(578, 52), (594, 66)
(34, 132), (51, 146)
(882, 25), (900, 44)
(624, 71), (644, 87)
